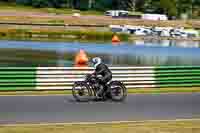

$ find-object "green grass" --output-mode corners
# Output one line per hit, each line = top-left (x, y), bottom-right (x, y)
(47, 20), (65, 24)
(0, 87), (200, 96)
(0, 28), (129, 42)
(43, 8), (103, 15)
(0, 2), (42, 12)
(0, 120), (199, 133)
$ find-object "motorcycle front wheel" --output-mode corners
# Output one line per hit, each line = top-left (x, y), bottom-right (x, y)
(72, 81), (92, 102)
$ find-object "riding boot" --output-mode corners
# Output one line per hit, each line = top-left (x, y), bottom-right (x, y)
(97, 85), (104, 97)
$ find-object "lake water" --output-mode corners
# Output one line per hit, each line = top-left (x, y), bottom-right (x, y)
(0, 40), (200, 67)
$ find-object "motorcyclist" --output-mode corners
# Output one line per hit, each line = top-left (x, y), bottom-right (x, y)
(91, 57), (112, 97)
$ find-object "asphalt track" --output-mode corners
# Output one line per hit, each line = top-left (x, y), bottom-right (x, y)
(0, 94), (200, 124)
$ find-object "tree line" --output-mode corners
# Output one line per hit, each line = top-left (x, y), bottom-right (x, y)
(1, 0), (200, 18)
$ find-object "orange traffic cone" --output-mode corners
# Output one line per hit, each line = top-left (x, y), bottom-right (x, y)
(74, 63), (88, 68)
(74, 49), (89, 67)
(112, 35), (121, 43)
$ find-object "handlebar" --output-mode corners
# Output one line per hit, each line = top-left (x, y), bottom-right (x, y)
(85, 73), (102, 82)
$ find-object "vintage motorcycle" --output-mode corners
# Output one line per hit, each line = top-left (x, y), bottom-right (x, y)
(72, 73), (127, 102)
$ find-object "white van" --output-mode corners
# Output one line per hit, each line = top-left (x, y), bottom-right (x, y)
(170, 29), (199, 38)
(135, 28), (152, 36)
(109, 25), (126, 32)
(105, 10), (129, 17)
(142, 14), (168, 21)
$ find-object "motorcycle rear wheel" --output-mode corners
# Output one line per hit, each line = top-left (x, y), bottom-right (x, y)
(109, 81), (127, 102)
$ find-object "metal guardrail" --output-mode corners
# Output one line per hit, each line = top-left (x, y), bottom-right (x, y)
(0, 66), (200, 91)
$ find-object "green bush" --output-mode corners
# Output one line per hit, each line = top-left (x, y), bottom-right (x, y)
(16, 0), (68, 8)
(31, 0), (48, 8)
(93, 0), (113, 11)
(16, 0), (32, 6)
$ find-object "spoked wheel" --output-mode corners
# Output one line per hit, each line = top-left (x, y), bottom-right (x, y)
(72, 81), (92, 102)
(109, 81), (127, 102)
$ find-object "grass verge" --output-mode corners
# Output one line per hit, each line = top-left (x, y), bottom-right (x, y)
(0, 120), (200, 133)
(0, 28), (129, 42)
(0, 87), (200, 96)
(1, 15), (200, 28)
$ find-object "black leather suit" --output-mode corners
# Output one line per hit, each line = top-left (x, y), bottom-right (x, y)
(94, 63), (112, 86)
